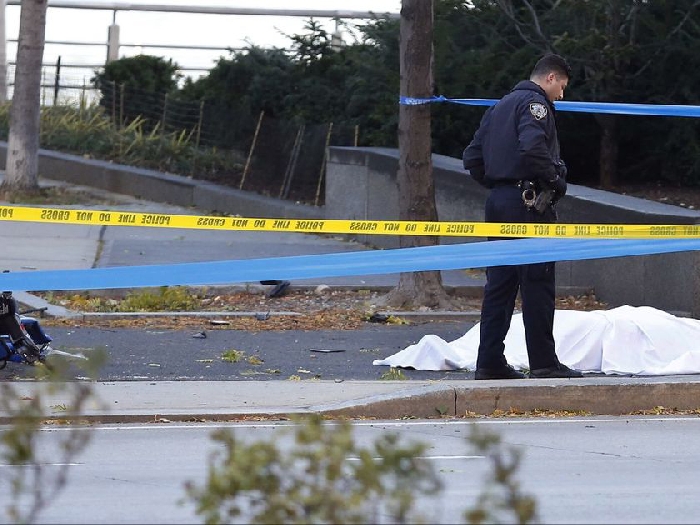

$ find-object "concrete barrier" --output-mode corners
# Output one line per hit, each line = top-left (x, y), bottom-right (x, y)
(321, 377), (700, 419)
(326, 147), (700, 317)
(0, 143), (325, 221)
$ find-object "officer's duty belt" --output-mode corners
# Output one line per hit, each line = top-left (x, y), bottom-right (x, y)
(491, 179), (527, 188)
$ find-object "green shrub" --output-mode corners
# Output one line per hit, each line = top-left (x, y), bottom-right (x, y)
(184, 413), (442, 524)
(92, 54), (181, 131)
(119, 286), (200, 311)
(1, 351), (105, 523)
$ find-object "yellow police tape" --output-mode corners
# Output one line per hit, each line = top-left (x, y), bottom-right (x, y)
(0, 204), (697, 239)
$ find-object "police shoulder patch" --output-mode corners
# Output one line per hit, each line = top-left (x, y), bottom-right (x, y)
(529, 102), (548, 120)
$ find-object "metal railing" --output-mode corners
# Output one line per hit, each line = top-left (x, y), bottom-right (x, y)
(6, 1), (399, 19)
(4, 1), (399, 104)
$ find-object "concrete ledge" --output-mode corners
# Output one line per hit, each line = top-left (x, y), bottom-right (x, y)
(3, 378), (700, 423)
(322, 378), (700, 419)
(322, 384), (457, 419)
(192, 180), (324, 219)
(0, 142), (324, 220)
(454, 377), (700, 415)
(301, 378), (700, 419)
(326, 146), (700, 316)
(76, 311), (303, 320)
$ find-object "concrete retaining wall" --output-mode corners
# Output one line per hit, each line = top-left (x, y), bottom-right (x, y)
(2, 142), (700, 316)
(0, 143), (325, 221)
(326, 147), (700, 317)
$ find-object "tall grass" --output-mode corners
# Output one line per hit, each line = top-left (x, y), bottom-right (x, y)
(0, 102), (244, 180)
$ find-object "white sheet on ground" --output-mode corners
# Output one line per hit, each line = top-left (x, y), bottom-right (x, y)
(372, 305), (700, 376)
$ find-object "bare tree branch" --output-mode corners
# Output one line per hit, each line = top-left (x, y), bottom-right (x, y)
(495, 0), (554, 54)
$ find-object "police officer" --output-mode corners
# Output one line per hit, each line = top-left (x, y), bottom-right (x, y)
(462, 53), (583, 380)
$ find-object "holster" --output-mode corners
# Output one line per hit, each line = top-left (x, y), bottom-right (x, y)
(521, 181), (554, 214)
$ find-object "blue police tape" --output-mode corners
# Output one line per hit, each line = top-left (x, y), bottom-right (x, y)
(399, 96), (700, 118)
(0, 237), (699, 291)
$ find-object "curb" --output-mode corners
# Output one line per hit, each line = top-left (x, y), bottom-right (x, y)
(14, 289), (484, 323)
(4, 377), (699, 425)
(68, 310), (482, 323)
(323, 378), (700, 419)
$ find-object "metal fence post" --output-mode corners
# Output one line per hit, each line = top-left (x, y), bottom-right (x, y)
(119, 83), (124, 127)
(161, 92), (168, 136)
(110, 80), (116, 121)
(240, 110), (264, 190)
(53, 56), (61, 104)
(315, 122), (333, 206)
(280, 124), (304, 199)
(195, 100), (204, 149)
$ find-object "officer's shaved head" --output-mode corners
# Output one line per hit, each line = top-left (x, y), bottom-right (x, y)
(531, 54), (572, 80)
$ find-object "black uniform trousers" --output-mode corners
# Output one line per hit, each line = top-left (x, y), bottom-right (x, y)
(476, 184), (558, 371)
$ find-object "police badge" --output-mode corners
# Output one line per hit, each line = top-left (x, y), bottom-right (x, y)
(529, 102), (547, 120)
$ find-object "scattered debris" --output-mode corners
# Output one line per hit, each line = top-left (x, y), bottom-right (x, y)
(263, 280), (290, 298)
(36, 289), (608, 332)
(221, 349), (245, 363)
(367, 313), (409, 325)
(46, 348), (88, 360)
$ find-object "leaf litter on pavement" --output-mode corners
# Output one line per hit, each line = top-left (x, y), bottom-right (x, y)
(35, 288), (607, 331)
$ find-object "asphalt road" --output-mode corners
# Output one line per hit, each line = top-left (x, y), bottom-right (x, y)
(19, 416), (700, 524)
(2, 319), (475, 381)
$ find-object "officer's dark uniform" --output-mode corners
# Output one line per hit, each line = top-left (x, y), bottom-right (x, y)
(462, 80), (566, 372)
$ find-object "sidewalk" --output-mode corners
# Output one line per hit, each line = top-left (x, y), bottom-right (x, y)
(2, 177), (700, 423)
(5, 375), (700, 424)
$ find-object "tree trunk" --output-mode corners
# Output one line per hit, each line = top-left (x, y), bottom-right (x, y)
(380, 0), (454, 310)
(0, 0), (7, 103)
(3, 0), (47, 192)
(596, 113), (618, 189)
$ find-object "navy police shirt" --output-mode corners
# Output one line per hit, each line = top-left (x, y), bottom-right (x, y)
(462, 80), (563, 188)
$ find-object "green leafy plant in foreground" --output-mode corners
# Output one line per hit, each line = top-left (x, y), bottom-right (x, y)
(0, 351), (106, 524)
(184, 413), (442, 524)
(465, 425), (539, 524)
(184, 414), (540, 524)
